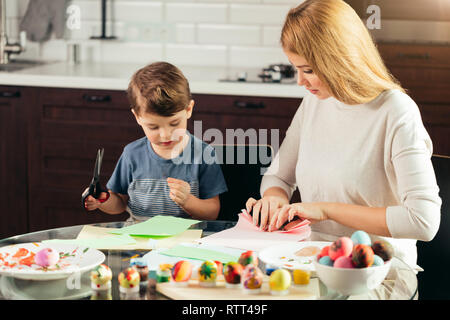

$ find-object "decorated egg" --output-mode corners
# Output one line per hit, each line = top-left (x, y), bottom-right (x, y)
(317, 245), (330, 260)
(329, 237), (353, 261)
(351, 244), (374, 268)
(118, 267), (140, 292)
(198, 260), (218, 287)
(224, 262), (244, 287)
(265, 264), (277, 276)
(238, 250), (258, 266)
(156, 263), (173, 283)
(214, 260), (223, 276)
(90, 264), (113, 289)
(130, 257), (149, 281)
(35, 248), (59, 267)
(333, 256), (355, 268)
(293, 269), (310, 285)
(371, 240), (393, 262)
(351, 230), (372, 246)
(241, 264), (263, 293)
(171, 260), (192, 284)
(269, 269), (291, 295)
(372, 254), (384, 267)
(318, 256), (334, 266)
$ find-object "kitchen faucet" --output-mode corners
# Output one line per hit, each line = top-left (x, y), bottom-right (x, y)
(0, 0), (26, 64)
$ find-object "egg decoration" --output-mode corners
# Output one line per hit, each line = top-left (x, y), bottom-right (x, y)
(130, 257), (149, 282)
(292, 269), (310, 285)
(156, 263), (173, 283)
(241, 264), (263, 294)
(118, 267), (140, 293)
(333, 256), (355, 269)
(269, 269), (291, 295)
(214, 260), (223, 276)
(350, 230), (372, 246)
(224, 262), (244, 288)
(35, 248), (59, 267)
(371, 240), (393, 262)
(198, 260), (218, 287)
(372, 254), (385, 267)
(351, 244), (374, 268)
(317, 245), (330, 260)
(318, 256), (334, 266)
(90, 264), (113, 290)
(329, 237), (353, 261)
(171, 260), (192, 285)
(238, 250), (258, 267)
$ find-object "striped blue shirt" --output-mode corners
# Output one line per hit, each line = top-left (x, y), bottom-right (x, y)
(106, 133), (228, 220)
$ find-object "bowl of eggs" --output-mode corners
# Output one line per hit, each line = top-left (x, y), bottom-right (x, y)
(312, 230), (393, 296)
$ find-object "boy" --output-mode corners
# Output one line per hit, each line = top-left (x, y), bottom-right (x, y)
(84, 61), (228, 221)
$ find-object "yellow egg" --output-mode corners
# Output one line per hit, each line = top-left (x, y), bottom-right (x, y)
(269, 269), (291, 291)
(293, 269), (310, 285)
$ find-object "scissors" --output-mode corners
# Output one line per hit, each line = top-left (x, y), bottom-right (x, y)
(82, 148), (110, 208)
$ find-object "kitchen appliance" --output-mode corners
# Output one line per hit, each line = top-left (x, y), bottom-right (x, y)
(220, 63), (296, 84)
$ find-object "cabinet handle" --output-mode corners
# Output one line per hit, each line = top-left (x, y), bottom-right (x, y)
(83, 94), (111, 103)
(395, 52), (431, 60)
(0, 90), (21, 98)
(234, 100), (265, 109)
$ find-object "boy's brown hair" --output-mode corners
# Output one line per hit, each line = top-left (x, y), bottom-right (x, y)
(127, 61), (191, 116)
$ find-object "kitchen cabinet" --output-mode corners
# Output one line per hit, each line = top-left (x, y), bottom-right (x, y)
(378, 42), (450, 156)
(0, 86), (31, 238)
(25, 87), (300, 231)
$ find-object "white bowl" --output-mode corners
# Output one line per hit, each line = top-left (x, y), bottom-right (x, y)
(313, 258), (392, 296)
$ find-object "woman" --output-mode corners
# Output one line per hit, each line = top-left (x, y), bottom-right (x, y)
(246, 0), (441, 270)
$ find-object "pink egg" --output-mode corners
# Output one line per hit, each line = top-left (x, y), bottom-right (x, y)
(333, 256), (355, 268)
(35, 248), (60, 267)
(329, 237), (353, 261)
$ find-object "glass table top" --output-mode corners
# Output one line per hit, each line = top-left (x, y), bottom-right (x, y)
(0, 220), (417, 300)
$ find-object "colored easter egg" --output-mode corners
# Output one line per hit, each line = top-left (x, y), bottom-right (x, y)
(198, 260), (218, 286)
(118, 267), (140, 289)
(350, 230), (372, 246)
(293, 269), (310, 285)
(351, 244), (374, 268)
(171, 260), (192, 282)
(372, 254), (384, 267)
(35, 248), (59, 267)
(269, 269), (291, 294)
(130, 257), (149, 281)
(90, 264), (112, 288)
(372, 240), (394, 262)
(329, 237), (353, 260)
(238, 250), (258, 266)
(156, 263), (173, 283)
(317, 245), (330, 260)
(224, 262), (244, 286)
(214, 260), (223, 275)
(333, 256), (355, 268)
(242, 264), (263, 293)
(318, 256), (334, 266)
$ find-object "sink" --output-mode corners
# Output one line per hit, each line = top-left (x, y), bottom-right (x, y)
(0, 60), (49, 72)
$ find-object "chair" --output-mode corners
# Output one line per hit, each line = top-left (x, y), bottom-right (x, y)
(212, 145), (273, 221)
(416, 155), (450, 299)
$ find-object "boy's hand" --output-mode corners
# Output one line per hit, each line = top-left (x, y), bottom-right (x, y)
(83, 187), (109, 211)
(167, 178), (191, 207)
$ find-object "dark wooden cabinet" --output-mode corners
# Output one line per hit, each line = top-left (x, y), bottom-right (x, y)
(0, 86), (32, 238)
(378, 42), (450, 156)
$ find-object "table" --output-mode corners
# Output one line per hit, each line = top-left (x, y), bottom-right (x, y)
(0, 221), (418, 300)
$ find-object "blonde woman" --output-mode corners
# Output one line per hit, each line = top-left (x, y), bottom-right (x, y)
(246, 0), (441, 270)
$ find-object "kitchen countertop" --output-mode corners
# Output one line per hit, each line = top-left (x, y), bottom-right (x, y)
(0, 61), (307, 99)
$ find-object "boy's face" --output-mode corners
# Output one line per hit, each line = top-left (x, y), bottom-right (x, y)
(132, 100), (194, 155)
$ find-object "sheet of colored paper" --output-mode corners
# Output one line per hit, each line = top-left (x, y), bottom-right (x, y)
(42, 233), (137, 249)
(109, 215), (201, 237)
(159, 244), (240, 263)
(76, 225), (203, 250)
(197, 211), (311, 252)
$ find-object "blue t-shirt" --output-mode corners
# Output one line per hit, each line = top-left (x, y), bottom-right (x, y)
(106, 133), (228, 219)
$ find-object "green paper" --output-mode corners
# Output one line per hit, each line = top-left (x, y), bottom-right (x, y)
(160, 245), (239, 263)
(42, 233), (137, 249)
(109, 215), (201, 237)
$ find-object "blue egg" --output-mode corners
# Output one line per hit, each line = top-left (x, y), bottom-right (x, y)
(318, 256), (334, 267)
(350, 230), (371, 246)
(372, 255), (384, 267)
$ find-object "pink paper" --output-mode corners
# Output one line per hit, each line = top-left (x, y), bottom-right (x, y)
(197, 210), (311, 252)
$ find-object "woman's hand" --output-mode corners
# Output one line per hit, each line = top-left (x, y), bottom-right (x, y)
(167, 177), (191, 207)
(268, 202), (328, 231)
(246, 196), (289, 230)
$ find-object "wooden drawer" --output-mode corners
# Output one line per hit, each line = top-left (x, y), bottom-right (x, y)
(378, 43), (450, 68)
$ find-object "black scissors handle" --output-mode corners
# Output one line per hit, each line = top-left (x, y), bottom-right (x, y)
(82, 148), (110, 208)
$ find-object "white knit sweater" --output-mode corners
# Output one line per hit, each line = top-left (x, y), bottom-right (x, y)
(261, 89), (442, 269)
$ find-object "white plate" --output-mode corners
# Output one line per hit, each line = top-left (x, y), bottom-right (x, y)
(0, 242), (105, 280)
(258, 241), (331, 271)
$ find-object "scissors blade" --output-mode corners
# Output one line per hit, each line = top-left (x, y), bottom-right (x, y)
(91, 148), (103, 183)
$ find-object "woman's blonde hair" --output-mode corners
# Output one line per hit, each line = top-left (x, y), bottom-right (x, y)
(281, 0), (404, 105)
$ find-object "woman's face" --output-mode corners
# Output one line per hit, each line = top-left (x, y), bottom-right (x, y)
(284, 49), (332, 100)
